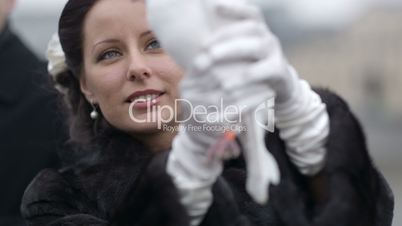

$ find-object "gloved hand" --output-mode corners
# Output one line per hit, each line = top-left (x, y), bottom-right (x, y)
(162, 2), (281, 225)
(192, 1), (330, 176)
(147, 0), (290, 103)
(186, 13), (286, 205)
(147, 0), (330, 225)
(147, 1), (281, 224)
(220, 2), (330, 176)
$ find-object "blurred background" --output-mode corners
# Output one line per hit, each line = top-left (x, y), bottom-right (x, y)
(8, 0), (402, 224)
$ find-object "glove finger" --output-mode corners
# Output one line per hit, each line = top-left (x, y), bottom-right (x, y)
(202, 20), (265, 48)
(192, 37), (265, 74)
(192, 53), (213, 74)
(214, 0), (264, 22)
(182, 72), (220, 89)
(181, 86), (223, 107)
(245, 44), (287, 84)
(225, 84), (274, 107)
(209, 37), (266, 64)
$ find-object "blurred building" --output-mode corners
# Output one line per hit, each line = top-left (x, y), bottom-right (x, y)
(287, 6), (402, 120)
(285, 8), (402, 225)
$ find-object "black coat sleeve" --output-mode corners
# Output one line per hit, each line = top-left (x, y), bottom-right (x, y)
(21, 89), (394, 226)
(199, 177), (253, 226)
(20, 152), (190, 226)
(265, 88), (394, 226)
(21, 146), (252, 226)
(21, 169), (109, 226)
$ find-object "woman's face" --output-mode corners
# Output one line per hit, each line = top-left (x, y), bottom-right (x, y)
(81, 0), (183, 135)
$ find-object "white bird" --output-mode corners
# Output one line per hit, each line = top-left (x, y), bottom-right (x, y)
(146, 0), (280, 205)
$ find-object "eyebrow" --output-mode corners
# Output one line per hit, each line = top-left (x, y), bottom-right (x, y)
(91, 30), (154, 53)
(92, 39), (120, 54)
(140, 30), (153, 39)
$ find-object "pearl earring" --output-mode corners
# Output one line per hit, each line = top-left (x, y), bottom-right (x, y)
(90, 102), (99, 120)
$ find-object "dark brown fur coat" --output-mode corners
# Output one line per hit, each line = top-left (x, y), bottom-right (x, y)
(21, 89), (394, 226)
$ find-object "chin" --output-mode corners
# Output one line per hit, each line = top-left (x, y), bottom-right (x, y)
(125, 121), (160, 133)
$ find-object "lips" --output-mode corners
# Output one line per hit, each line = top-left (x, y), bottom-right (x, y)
(126, 89), (165, 109)
(126, 89), (165, 103)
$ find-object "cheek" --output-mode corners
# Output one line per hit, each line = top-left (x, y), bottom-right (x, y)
(169, 65), (184, 97)
(86, 64), (127, 101)
(150, 57), (183, 94)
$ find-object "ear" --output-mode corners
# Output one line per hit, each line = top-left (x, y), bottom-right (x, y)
(79, 76), (97, 104)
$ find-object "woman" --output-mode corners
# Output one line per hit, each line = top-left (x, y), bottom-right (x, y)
(21, 0), (393, 226)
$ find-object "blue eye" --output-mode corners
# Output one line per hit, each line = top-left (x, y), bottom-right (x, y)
(146, 39), (161, 51)
(98, 50), (121, 62)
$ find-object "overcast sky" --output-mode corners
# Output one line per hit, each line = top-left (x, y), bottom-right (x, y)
(9, 0), (402, 57)
(12, 0), (401, 26)
(14, 0), (400, 27)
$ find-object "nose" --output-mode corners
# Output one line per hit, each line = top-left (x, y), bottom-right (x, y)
(126, 53), (152, 81)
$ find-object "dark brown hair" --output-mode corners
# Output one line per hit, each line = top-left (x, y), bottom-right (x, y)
(56, 0), (105, 149)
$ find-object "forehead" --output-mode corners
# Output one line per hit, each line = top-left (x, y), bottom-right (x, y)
(83, 0), (147, 39)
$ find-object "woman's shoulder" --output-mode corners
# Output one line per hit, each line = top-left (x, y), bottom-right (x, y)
(312, 87), (351, 111)
(20, 149), (190, 226)
(22, 168), (83, 203)
(311, 87), (371, 170)
(20, 168), (93, 222)
(22, 168), (67, 202)
(20, 137), (153, 222)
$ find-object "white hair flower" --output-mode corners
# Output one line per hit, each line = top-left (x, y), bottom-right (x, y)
(46, 33), (68, 94)
(46, 33), (68, 79)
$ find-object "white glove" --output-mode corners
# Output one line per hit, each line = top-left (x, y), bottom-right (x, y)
(196, 2), (330, 176)
(204, 2), (330, 176)
(152, 2), (277, 225)
(147, 0), (330, 225)
(168, 79), (242, 226)
(148, 1), (281, 224)
(274, 67), (330, 175)
(188, 15), (285, 205)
